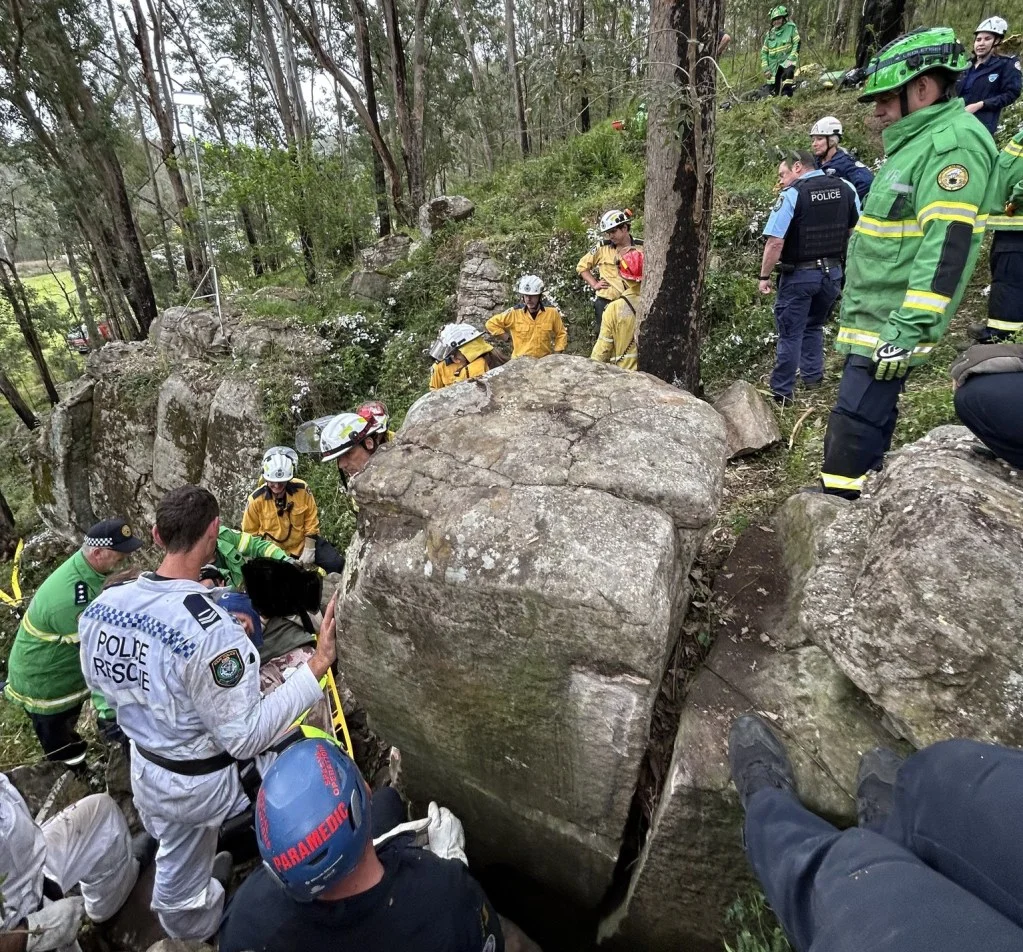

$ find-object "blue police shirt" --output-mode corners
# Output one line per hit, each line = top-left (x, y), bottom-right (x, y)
(957, 54), (1023, 134)
(764, 169), (860, 239)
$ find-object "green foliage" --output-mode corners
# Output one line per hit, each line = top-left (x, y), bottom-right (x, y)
(724, 890), (793, 952)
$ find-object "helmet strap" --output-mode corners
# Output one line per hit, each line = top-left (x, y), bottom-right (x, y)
(899, 84), (910, 119)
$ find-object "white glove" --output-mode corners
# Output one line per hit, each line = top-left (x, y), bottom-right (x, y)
(373, 814), (430, 849)
(25, 897), (86, 952)
(426, 801), (468, 865)
(299, 537), (316, 565)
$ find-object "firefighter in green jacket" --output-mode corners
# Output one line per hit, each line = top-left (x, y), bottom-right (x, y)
(761, 5), (800, 97)
(4, 518), (143, 767)
(215, 524), (291, 589)
(970, 131), (1023, 341)
(813, 28), (996, 498)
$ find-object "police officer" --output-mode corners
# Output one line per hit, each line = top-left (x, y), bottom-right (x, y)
(4, 517), (143, 768)
(219, 738), (505, 952)
(957, 17), (1021, 135)
(576, 209), (642, 333)
(813, 28), (996, 498)
(759, 150), (858, 403)
(809, 116), (875, 202)
(971, 125), (1023, 341)
(761, 5), (800, 97)
(79, 485), (338, 941)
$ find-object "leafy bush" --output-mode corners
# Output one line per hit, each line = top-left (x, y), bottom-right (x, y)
(724, 891), (793, 952)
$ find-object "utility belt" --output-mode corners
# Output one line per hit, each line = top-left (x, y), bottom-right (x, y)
(777, 257), (841, 274)
(135, 743), (262, 801)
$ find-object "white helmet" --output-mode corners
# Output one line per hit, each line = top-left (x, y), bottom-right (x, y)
(976, 16), (1008, 37)
(262, 446), (297, 482)
(429, 323), (483, 361)
(295, 413), (372, 462)
(810, 116), (842, 138)
(515, 274), (545, 296)
(599, 209), (632, 232)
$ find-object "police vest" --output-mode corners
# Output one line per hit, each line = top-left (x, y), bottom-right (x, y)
(780, 176), (855, 265)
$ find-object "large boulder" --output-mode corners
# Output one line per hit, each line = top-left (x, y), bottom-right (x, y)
(418, 195), (475, 239)
(152, 371), (221, 497)
(712, 380), (782, 459)
(229, 318), (330, 362)
(776, 425), (1023, 748)
(350, 270), (392, 303)
(360, 234), (412, 271)
(336, 356), (728, 908)
(457, 240), (508, 327)
(151, 306), (230, 360)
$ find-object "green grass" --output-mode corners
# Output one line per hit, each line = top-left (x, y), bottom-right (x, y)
(724, 890), (793, 952)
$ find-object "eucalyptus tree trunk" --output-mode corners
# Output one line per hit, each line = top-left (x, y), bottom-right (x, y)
(505, 0), (530, 156)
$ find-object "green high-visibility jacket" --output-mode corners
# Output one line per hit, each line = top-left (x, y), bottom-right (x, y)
(836, 99), (996, 363)
(985, 131), (1023, 231)
(4, 550), (104, 714)
(761, 22), (799, 77)
(216, 525), (289, 589)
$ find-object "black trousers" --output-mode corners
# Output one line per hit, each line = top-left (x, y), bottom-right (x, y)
(313, 536), (344, 574)
(593, 295), (611, 336)
(954, 371), (1023, 468)
(29, 703), (88, 767)
(773, 63), (796, 97)
(983, 230), (1023, 340)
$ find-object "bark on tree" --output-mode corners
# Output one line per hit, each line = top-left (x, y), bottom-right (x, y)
(856, 0), (906, 69)
(0, 485), (17, 559)
(636, 0), (721, 391)
(505, 0), (531, 156)
(831, 0), (854, 52)
(451, 0), (496, 172)
(0, 369), (39, 431)
(576, 0), (591, 133)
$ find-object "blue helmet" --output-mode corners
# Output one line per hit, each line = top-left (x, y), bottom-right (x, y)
(208, 590), (263, 648)
(256, 739), (371, 901)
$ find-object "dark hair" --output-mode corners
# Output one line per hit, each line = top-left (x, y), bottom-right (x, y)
(785, 149), (817, 171)
(156, 485), (219, 553)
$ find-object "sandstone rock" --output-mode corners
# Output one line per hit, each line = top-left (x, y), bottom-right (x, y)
(6, 762), (90, 819)
(418, 195), (475, 239)
(712, 380), (782, 459)
(85, 340), (150, 378)
(457, 240), (508, 327)
(229, 318), (329, 362)
(336, 356), (728, 907)
(776, 425), (1023, 748)
(21, 528), (76, 566)
(360, 234), (412, 271)
(200, 378), (269, 526)
(350, 270), (392, 303)
(152, 372), (220, 497)
(32, 377), (96, 534)
(151, 306), (230, 359)
(604, 526), (900, 951)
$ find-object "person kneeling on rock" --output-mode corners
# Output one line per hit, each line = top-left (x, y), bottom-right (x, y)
(428, 323), (506, 390)
(951, 342), (1023, 469)
(0, 771), (142, 952)
(219, 736), (506, 952)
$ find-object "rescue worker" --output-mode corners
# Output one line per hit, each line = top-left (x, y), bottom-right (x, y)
(760, 150), (859, 403)
(219, 737), (504, 952)
(951, 342), (1023, 468)
(970, 125), (1023, 341)
(0, 772), (140, 951)
(577, 209), (642, 333)
(486, 275), (568, 358)
(241, 447), (343, 573)
(78, 485), (339, 941)
(957, 17), (1021, 135)
(297, 408), (392, 487)
(812, 28), (996, 498)
(428, 323), (504, 390)
(761, 5), (800, 98)
(215, 524), (292, 589)
(590, 248), (644, 370)
(4, 517), (143, 768)
(809, 116), (875, 201)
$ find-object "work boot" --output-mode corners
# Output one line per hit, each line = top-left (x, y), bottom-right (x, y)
(799, 377), (823, 391)
(771, 392), (792, 407)
(211, 851), (234, 889)
(728, 715), (797, 812)
(968, 321), (990, 342)
(855, 747), (904, 832)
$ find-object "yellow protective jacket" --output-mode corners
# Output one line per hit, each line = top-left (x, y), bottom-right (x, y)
(486, 304), (567, 359)
(590, 291), (639, 370)
(241, 479), (320, 557)
(429, 336), (496, 389)
(576, 239), (643, 300)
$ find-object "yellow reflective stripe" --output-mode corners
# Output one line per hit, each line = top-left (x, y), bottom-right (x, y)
(21, 614), (79, 644)
(917, 201), (978, 229)
(902, 289), (951, 314)
(820, 472), (866, 491)
(238, 531), (254, 554)
(988, 318), (1023, 331)
(836, 327), (934, 355)
(986, 215), (1023, 229)
(1005, 141), (1023, 158)
(4, 683), (91, 711)
(854, 216), (924, 239)
(598, 336), (614, 343)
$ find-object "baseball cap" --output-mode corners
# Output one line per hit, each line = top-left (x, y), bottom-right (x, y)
(84, 518), (144, 553)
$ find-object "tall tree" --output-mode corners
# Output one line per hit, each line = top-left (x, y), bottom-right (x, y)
(451, 0), (495, 172)
(636, 0), (721, 391)
(505, 0), (530, 156)
(575, 0), (591, 133)
(0, 368), (39, 430)
(856, 0), (906, 69)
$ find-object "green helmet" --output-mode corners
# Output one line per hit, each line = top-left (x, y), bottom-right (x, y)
(769, 5), (788, 19)
(858, 28), (968, 103)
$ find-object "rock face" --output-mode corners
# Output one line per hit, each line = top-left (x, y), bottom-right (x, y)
(336, 356), (728, 908)
(350, 270), (392, 303)
(360, 234), (412, 270)
(712, 380), (782, 458)
(457, 240), (507, 327)
(151, 306), (230, 359)
(775, 425), (1023, 748)
(418, 195), (475, 239)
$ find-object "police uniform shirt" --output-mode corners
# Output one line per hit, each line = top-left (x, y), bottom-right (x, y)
(763, 169), (861, 240)
(219, 837), (504, 952)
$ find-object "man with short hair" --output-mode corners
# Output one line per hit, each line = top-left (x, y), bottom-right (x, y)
(576, 209), (642, 332)
(4, 517), (142, 768)
(759, 150), (858, 403)
(809, 116), (874, 201)
(812, 28), (996, 498)
(957, 16), (1021, 135)
(590, 248), (644, 370)
(486, 275), (568, 359)
(79, 485), (338, 941)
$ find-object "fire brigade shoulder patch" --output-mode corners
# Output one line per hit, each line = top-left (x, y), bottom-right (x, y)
(209, 648), (245, 688)
(937, 164), (969, 191)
